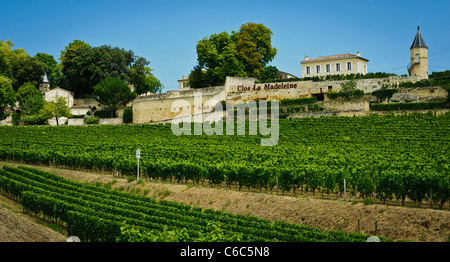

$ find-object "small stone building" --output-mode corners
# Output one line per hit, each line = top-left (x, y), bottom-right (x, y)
(44, 87), (74, 108)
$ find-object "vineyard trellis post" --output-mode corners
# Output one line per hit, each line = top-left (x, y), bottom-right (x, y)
(375, 220), (378, 235)
(136, 149), (140, 181)
(344, 179), (346, 200)
(276, 175), (279, 195)
(430, 189), (432, 208)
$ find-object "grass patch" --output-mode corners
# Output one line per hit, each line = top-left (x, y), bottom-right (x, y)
(103, 179), (117, 190)
(153, 188), (171, 199)
(364, 198), (375, 205)
(222, 199), (232, 210)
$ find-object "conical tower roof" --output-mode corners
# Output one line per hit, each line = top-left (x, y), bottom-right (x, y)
(42, 72), (49, 83)
(410, 26), (427, 49)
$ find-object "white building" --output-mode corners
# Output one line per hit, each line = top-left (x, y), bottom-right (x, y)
(301, 52), (369, 78)
(44, 87), (74, 108)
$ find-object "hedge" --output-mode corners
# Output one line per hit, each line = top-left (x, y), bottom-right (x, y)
(280, 97), (317, 106)
(327, 89), (364, 99)
(256, 72), (397, 84)
(370, 101), (447, 111)
(94, 110), (114, 118)
(371, 89), (398, 102)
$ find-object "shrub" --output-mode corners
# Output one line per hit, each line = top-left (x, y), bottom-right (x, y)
(372, 89), (398, 102)
(363, 198), (374, 205)
(123, 107), (133, 124)
(71, 114), (85, 119)
(12, 113), (20, 126)
(21, 115), (47, 126)
(84, 116), (99, 125)
(94, 110), (114, 118)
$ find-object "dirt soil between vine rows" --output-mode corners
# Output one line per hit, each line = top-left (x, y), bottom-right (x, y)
(1, 161), (449, 242)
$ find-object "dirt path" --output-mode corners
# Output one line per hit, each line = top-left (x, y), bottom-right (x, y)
(1, 161), (449, 242)
(0, 194), (67, 242)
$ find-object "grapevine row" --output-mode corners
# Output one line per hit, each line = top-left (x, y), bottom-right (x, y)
(0, 166), (379, 242)
(0, 112), (448, 207)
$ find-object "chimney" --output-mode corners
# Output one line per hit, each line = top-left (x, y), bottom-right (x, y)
(357, 51), (361, 57)
(304, 56), (309, 61)
(182, 75), (187, 79)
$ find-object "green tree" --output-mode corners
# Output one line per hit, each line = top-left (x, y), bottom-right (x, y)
(0, 40), (46, 91)
(59, 40), (162, 98)
(22, 94), (45, 116)
(59, 40), (96, 97)
(130, 57), (163, 95)
(15, 82), (46, 123)
(236, 23), (277, 79)
(15, 82), (41, 108)
(0, 75), (15, 113)
(261, 65), (281, 81)
(188, 65), (207, 89)
(122, 107), (133, 124)
(9, 56), (46, 91)
(35, 53), (60, 88)
(93, 77), (137, 118)
(59, 39), (90, 65)
(190, 23), (277, 87)
(39, 96), (72, 125)
(0, 40), (28, 79)
(194, 31), (246, 87)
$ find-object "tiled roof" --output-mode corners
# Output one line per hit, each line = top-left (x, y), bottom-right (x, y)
(309, 54), (354, 61)
(411, 26), (427, 48)
(302, 53), (368, 63)
(71, 105), (90, 109)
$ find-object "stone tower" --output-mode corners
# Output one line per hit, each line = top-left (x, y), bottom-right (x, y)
(408, 26), (428, 80)
(39, 72), (50, 93)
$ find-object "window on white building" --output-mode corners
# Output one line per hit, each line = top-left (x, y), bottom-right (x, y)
(306, 66), (311, 75)
(347, 62), (352, 71)
(316, 65), (321, 74)
(326, 64), (331, 73)
(336, 63), (341, 72)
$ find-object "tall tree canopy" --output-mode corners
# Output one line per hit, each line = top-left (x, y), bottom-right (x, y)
(35, 53), (60, 88)
(93, 77), (137, 118)
(0, 40), (28, 79)
(236, 23), (278, 78)
(0, 75), (15, 113)
(261, 65), (281, 81)
(0, 40), (46, 91)
(59, 40), (162, 98)
(15, 82), (41, 109)
(189, 23), (277, 88)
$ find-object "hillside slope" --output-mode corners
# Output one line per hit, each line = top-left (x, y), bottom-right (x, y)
(1, 161), (449, 242)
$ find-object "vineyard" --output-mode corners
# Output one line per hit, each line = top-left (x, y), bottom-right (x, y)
(0, 112), (449, 209)
(0, 165), (382, 242)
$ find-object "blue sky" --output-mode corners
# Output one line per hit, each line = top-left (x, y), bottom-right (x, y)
(1, 0), (449, 91)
